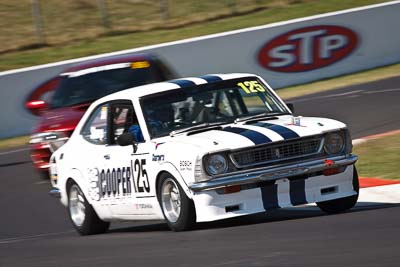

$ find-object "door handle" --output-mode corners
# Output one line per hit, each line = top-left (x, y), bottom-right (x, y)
(104, 155), (110, 160)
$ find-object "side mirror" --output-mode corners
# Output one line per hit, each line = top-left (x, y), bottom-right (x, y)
(25, 100), (49, 116)
(117, 133), (137, 153)
(286, 103), (294, 113)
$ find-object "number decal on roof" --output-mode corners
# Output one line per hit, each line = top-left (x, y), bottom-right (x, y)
(237, 81), (266, 94)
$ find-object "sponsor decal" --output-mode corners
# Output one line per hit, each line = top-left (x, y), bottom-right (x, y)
(98, 167), (133, 198)
(89, 158), (151, 200)
(257, 25), (358, 72)
(180, 160), (193, 171)
(134, 203), (153, 210)
(152, 154), (165, 162)
(284, 117), (306, 127)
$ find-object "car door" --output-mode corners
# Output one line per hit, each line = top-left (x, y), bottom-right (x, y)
(79, 102), (117, 211)
(104, 100), (158, 216)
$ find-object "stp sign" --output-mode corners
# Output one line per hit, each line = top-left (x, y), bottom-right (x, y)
(257, 25), (358, 72)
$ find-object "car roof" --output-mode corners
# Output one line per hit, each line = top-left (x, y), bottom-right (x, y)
(62, 53), (155, 73)
(93, 73), (258, 105)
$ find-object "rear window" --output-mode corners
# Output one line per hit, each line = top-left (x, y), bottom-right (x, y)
(51, 62), (159, 109)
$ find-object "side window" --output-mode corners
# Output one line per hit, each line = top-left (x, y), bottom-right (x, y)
(110, 102), (139, 144)
(216, 91), (234, 117)
(81, 104), (109, 145)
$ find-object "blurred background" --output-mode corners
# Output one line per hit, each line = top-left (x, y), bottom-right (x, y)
(2, 0), (289, 53)
(0, 0), (390, 71)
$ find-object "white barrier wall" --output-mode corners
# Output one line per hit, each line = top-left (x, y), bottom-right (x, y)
(1, 1), (400, 138)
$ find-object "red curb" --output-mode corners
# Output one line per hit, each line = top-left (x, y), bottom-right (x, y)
(361, 129), (400, 140)
(359, 177), (400, 188)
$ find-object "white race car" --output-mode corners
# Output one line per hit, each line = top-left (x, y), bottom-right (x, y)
(49, 73), (359, 235)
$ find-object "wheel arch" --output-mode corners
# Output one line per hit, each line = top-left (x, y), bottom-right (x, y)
(155, 163), (194, 200)
(60, 168), (89, 206)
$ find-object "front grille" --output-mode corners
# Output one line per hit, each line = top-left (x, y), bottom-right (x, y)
(230, 136), (323, 168)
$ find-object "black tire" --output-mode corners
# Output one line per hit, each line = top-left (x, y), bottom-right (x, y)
(317, 166), (359, 214)
(67, 182), (110, 235)
(157, 173), (196, 231)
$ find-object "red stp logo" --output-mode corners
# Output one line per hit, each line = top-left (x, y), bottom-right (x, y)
(257, 25), (358, 72)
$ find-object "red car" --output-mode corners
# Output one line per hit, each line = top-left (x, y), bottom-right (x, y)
(26, 53), (177, 178)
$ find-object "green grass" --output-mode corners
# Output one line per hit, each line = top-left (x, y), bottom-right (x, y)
(0, 136), (29, 150)
(354, 133), (400, 180)
(0, 0), (391, 71)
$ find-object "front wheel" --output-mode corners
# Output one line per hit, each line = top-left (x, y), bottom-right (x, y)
(317, 166), (359, 214)
(67, 182), (110, 235)
(158, 174), (196, 231)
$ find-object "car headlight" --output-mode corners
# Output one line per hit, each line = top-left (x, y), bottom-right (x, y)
(204, 154), (228, 176)
(324, 132), (345, 155)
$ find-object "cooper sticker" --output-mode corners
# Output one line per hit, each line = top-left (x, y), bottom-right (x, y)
(92, 159), (151, 200)
(98, 167), (132, 198)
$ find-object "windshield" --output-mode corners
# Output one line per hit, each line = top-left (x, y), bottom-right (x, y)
(140, 77), (289, 138)
(50, 63), (158, 109)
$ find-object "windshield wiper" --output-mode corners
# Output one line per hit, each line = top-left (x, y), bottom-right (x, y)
(234, 112), (289, 123)
(170, 121), (230, 137)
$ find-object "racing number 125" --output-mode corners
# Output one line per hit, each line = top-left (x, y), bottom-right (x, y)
(133, 159), (150, 193)
(237, 81), (266, 94)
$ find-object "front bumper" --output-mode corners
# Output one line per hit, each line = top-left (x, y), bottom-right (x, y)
(189, 154), (357, 192)
(193, 165), (356, 222)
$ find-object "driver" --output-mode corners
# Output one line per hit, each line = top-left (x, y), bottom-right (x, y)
(128, 124), (145, 143)
(128, 104), (174, 141)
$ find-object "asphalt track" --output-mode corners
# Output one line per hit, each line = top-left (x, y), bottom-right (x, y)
(1, 76), (400, 267)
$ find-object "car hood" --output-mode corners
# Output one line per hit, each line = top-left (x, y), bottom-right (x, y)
(158, 115), (346, 153)
(34, 104), (90, 133)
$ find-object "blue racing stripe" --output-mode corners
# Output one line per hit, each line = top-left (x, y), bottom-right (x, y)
(289, 179), (307, 206)
(222, 126), (271, 145)
(168, 79), (197, 88)
(198, 75), (222, 83)
(253, 122), (299, 140)
(261, 184), (279, 210)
